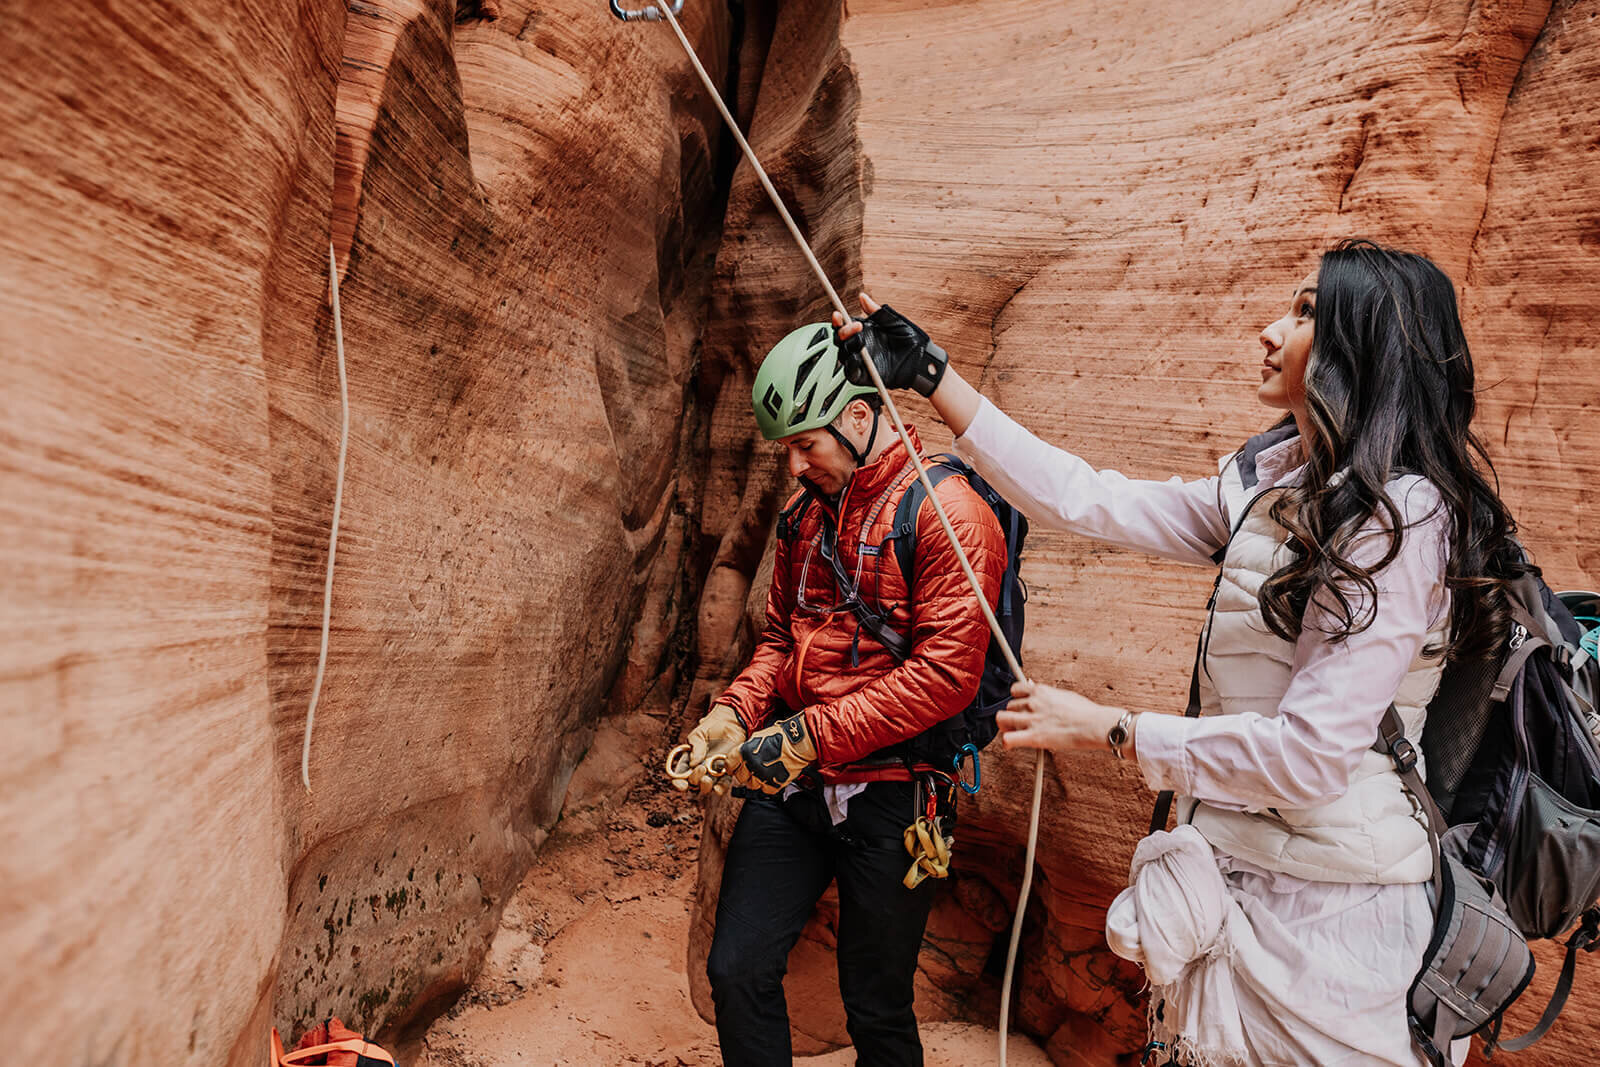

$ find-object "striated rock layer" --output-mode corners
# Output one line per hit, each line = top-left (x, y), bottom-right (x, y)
(689, 0), (1599, 1062)
(1, 0), (749, 1062)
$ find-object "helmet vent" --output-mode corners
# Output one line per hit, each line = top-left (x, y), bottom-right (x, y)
(794, 352), (822, 390)
(809, 326), (829, 348)
(788, 380), (815, 427)
(820, 379), (847, 417)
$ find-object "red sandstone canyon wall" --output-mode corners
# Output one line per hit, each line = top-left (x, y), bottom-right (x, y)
(1, 0), (747, 1061)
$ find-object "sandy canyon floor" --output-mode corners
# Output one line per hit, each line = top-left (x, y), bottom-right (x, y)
(408, 771), (1049, 1067)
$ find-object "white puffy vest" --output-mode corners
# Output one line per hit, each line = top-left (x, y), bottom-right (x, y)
(1181, 441), (1448, 885)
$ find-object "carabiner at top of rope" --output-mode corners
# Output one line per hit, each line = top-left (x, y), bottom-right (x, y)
(953, 743), (981, 795)
(610, 0), (683, 22)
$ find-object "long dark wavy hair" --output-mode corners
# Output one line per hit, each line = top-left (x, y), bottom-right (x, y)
(1258, 238), (1531, 661)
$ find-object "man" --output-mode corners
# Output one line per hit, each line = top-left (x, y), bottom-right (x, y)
(673, 318), (1006, 1065)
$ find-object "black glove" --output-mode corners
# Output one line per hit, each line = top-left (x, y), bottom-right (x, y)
(834, 304), (949, 397)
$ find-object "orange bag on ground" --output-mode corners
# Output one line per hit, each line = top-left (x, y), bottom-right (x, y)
(270, 1018), (396, 1066)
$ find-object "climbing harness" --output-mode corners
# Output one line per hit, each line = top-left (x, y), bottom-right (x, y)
(665, 742), (730, 784)
(299, 242), (351, 792)
(617, 5), (1047, 1061)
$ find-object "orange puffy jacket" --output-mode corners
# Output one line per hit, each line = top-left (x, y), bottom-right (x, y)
(719, 426), (1007, 784)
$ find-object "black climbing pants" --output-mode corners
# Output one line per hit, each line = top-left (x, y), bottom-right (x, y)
(706, 780), (939, 1067)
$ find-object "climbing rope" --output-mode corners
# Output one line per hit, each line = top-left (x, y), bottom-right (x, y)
(623, 4), (1048, 1061)
(300, 242), (351, 792)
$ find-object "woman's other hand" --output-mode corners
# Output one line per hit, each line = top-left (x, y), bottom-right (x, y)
(999, 680), (1134, 758)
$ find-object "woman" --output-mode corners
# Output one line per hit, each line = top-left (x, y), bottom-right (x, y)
(834, 239), (1528, 1065)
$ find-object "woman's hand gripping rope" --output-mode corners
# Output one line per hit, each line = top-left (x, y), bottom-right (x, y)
(832, 296), (950, 398)
(1000, 681), (1136, 758)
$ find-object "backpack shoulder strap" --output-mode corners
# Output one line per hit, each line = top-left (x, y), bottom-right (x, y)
(1377, 703), (1447, 901)
(1493, 907), (1600, 1052)
(1149, 489), (1277, 834)
(777, 489), (815, 542)
(889, 455), (966, 587)
(1150, 569), (1222, 834)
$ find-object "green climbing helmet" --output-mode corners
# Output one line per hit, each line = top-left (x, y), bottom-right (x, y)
(751, 323), (876, 441)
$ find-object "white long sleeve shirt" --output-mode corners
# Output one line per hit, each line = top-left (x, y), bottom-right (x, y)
(954, 397), (1450, 821)
(955, 397), (1459, 1065)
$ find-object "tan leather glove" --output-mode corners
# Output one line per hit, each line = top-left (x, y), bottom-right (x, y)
(671, 702), (747, 795)
(730, 711), (818, 795)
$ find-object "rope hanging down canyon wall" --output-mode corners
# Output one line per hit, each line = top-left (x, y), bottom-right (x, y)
(300, 242), (351, 792)
(634, 4), (1048, 1060)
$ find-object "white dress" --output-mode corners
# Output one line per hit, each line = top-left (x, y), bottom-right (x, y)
(954, 399), (1464, 1067)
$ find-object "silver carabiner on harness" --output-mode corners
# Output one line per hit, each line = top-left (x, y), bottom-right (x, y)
(609, 0), (683, 21)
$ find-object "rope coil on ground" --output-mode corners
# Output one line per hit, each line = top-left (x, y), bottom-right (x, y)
(640, 4), (1047, 1060)
(300, 241), (351, 792)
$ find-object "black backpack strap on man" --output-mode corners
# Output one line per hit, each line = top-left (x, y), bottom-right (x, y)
(879, 454), (1028, 758)
(776, 491), (815, 543)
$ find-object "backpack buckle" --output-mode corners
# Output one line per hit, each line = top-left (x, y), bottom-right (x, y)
(1388, 735), (1419, 774)
(1408, 1015), (1444, 1063)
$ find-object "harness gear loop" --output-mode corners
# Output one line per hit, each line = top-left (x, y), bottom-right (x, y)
(954, 743), (981, 794)
(620, 6), (1041, 1061)
(665, 742), (729, 783)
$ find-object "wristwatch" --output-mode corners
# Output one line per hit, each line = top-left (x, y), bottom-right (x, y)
(1107, 710), (1137, 760)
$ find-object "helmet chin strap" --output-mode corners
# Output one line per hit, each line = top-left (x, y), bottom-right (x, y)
(826, 408), (881, 469)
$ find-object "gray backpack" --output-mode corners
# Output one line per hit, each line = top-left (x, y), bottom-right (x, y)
(1381, 576), (1600, 1064)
